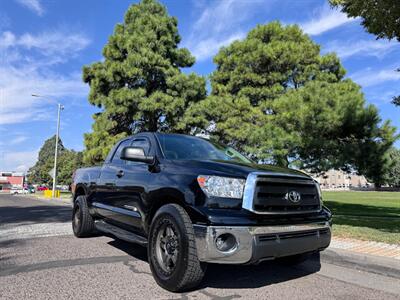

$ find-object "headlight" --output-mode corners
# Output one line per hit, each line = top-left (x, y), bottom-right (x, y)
(197, 175), (245, 199)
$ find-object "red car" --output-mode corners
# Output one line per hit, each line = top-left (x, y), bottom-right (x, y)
(37, 186), (49, 191)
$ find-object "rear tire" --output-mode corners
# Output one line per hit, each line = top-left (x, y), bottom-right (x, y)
(72, 195), (95, 237)
(148, 204), (206, 292)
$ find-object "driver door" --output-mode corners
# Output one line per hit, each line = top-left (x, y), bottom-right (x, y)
(111, 137), (153, 234)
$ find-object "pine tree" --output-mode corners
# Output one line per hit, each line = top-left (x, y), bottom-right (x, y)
(184, 22), (397, 184)
(82, 0), (206, 164)
(28, 136), (65, 185)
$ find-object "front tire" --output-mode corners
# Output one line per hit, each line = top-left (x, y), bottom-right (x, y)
(148, 204), (206, 292)
(72, 195), (95, 237)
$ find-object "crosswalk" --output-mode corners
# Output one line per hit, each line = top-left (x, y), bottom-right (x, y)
(0, 222), (72, 242)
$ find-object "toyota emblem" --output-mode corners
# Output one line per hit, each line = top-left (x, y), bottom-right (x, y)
(286, 190), (301, 203)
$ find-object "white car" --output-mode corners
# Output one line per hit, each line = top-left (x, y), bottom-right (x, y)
(9, 187), (29, 195)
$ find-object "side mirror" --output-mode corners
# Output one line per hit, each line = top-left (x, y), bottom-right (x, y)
(120, 146), (154, 164)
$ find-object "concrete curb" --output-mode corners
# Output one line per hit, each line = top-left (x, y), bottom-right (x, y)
(321, 247), (400, 279)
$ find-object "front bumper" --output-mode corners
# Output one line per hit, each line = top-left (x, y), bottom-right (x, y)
(193, 221), (331, 264)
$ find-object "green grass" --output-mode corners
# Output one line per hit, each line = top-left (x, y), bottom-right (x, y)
(323, 191), (400, 244)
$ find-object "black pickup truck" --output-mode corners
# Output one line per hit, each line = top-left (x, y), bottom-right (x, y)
(72, 132), (332, 292)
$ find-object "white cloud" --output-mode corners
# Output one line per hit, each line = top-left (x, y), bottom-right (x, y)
(0, 31), (16, 47)
(184, 0), (266, 62)
(191, 32), (246, 62)
(9, 136), (28, 145)
(325, 40), (399, 59)
(0, 29), (90, 126)
(15, 0), (44, 16)
(0, 28), (90, 171)
(192, 0), (257, 35)
(0, 150), (38, 172)
(368, 88), (400, 105)
(0, 30), (90, 58)
(0, 67), (88, 125)
(300, 5), (357, 36)
(351, 68), (400, 87)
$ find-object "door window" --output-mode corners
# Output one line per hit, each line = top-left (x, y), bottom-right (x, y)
(126, 138), (151, 165)
(131, 138), (150, 155)
(111, 139), (132, 165)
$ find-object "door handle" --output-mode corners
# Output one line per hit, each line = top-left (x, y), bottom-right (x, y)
(116, 170), (124, 178)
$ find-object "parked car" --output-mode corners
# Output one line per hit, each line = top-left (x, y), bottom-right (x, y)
(10, 187), (29, 195)
(71, 132), (332, 292)
(24, 185), (35, 193)
(58, 185), (70, 191)
(37, 186), (49, 191)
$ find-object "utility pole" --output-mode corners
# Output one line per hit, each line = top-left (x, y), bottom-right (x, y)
(32, 94), (64, 198)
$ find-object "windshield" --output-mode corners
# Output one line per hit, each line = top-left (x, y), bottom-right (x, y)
(157, 134), (253, 163)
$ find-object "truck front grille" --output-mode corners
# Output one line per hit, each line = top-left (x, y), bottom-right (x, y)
(242, 173), (321, 215)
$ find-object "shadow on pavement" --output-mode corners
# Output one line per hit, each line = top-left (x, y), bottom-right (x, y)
(107, 237), (321, 290)
(201, 253), (321, 289)
(107, 238), (148, 263)
(0, 205), (72, 224)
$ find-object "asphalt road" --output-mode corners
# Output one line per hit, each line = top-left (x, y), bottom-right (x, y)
(1, 194), (399, 300)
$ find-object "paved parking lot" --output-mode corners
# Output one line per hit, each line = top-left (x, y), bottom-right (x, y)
(1, 194), (399, 299)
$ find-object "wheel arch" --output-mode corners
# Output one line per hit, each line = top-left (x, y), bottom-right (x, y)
(145, 188), (202, 234)
(73, 184), (87, 203)
(146, 194), (185, 233)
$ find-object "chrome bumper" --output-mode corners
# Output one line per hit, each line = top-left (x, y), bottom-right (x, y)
(193, 221), (331, 264)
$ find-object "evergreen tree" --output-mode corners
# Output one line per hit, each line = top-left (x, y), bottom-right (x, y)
(330, 0), (400, 106)
(82, 0), (206, 164)
(184, 22), (397, 184)
(27, 136), (84, 186)
(57, 151), (84, 186)
(383, 148), (400, 187)
(330, 0), (400, 41)
(28, 135), (65, 185)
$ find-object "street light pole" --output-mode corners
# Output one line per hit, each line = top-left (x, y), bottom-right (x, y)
(32, 94), (64, 198)
(52, 103), (64, 197)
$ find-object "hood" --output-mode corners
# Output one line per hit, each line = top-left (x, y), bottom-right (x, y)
(170, 159), (311, 179)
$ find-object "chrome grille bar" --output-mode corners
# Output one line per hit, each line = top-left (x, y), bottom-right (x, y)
(242, 172), (322, 215)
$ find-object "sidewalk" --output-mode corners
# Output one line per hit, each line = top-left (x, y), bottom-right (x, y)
(330, 237), (400, 260)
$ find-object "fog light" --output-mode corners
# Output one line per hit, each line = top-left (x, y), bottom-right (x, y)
(215, 233), (237, 252)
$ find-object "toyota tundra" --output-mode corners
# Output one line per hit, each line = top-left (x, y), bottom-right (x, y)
(71, 132), (332, 292)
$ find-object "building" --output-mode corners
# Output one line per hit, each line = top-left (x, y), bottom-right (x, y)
(0, 172), (25, 192)
(312, 169), (371, 190)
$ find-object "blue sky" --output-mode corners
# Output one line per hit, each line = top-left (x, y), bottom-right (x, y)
(0, 0), (399, 172)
